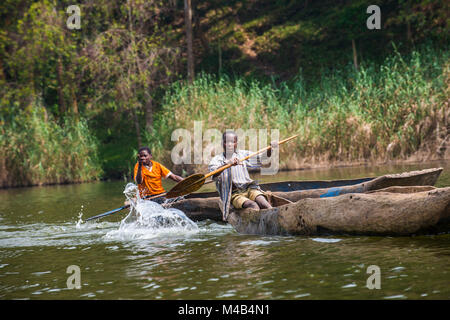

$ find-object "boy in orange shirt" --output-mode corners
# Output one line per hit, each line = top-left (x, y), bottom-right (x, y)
(134, 146), (183, 204)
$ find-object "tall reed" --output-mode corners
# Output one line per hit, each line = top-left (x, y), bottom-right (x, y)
(0, 101), (102, 187)
(152, 45), (449, 169)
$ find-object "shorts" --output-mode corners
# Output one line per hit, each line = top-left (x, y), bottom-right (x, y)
(231, 187), (267, 209)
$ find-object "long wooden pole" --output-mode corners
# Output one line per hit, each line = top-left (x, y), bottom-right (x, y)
(205, 134), (299, 179)
(165, 134), (299, 198)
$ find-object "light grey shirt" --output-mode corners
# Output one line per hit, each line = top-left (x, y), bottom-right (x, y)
(208, 150), (263, 220)
(209, 150), (256, 189)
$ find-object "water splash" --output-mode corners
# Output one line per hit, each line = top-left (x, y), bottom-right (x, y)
(75, 205), (85, 228)
(311, 238), (342, 243)
(123, 183), (138, 201)
(104, 183), (199, 240)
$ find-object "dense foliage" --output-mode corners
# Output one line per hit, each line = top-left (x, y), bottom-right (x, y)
(0, 0), (448, 186)
(156, 46), (449, 171)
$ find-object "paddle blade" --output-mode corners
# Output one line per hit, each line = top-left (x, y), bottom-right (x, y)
(166, 173), (206, 198)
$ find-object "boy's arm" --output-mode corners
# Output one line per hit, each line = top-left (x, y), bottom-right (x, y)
(267, 141), (278, 157)
(135, 162), (143, 184)
(159, 164), (182, 182)
(209, 156), (239, 179)
(212, 159), (239, 178)
(253, 141), (279, 163)
(168, 173), (183, 182)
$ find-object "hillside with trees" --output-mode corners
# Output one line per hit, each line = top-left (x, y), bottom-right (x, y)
(0, 0), (448, 187)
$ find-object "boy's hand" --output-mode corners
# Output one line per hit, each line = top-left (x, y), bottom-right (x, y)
(227, 158), (240, 166)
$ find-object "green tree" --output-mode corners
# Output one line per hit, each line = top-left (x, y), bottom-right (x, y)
(83, 0), (181, 146)
(385, 0), (449, 45)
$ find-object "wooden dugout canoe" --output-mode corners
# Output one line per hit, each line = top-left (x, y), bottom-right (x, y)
(227, 186), (450, 236)
(168, 168), (443, 221)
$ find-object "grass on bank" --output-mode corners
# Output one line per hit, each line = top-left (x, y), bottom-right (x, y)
(0, 103), (102, 188)
(152, 45), (449, 170)
(1, 44), (448, 187)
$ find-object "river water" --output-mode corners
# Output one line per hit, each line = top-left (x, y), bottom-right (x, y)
(1, 161), (449, 300)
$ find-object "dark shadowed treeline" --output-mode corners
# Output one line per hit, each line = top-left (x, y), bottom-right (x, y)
(0, 0), (448, 187)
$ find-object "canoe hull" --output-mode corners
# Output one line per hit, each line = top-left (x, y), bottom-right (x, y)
(227, 186), (450, 236)
(168, 168), (443, 221)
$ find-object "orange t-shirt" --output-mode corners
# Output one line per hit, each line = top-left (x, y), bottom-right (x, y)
(134, 160), (172, 197)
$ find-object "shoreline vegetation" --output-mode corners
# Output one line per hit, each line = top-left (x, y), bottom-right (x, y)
(1, 1), (448, 189)
(154, 45), (449, 176)
(1, 45), (449, 189)
(0, 107), (103, 188)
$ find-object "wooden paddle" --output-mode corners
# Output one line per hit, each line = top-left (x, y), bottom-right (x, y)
(165, 134), (299, 199)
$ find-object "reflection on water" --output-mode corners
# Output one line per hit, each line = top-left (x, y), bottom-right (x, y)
(0, 161), (449, 299)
